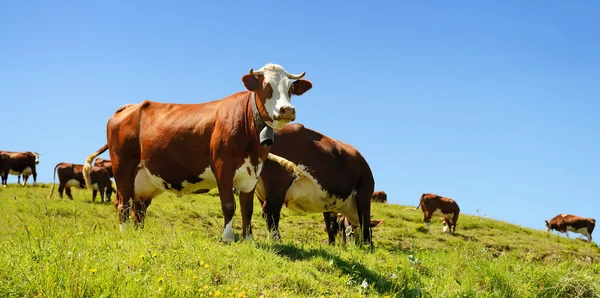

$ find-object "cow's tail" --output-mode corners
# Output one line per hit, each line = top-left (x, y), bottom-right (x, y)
(84, 144), (108, 190)
(47, 163), (60, 198)
(266, 153), (308, 178)
(413, 201), (422, 211)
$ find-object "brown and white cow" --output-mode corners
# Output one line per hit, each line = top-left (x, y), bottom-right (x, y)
(49, 162), (114, 201)
(255, 124), (377, 245)
(545, 214), (595, 242)
(93, 158), (113, 177)
(371, 191), (387, 203)
(0, 151), (40, 187)
(414, 193), (460, 234)
(83, 64), (312, 242)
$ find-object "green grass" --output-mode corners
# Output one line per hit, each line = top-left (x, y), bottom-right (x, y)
(1, 184), (599, 297)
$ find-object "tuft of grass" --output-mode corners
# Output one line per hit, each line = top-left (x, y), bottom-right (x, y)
(0, 184), (599, 297)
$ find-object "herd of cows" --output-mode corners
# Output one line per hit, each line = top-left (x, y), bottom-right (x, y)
(0, 63), (596, 245)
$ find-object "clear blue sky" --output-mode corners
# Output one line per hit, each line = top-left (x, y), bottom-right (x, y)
(2, 1), (599, 232)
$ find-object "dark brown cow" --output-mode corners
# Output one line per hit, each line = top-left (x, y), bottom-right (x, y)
(414, 193), (460, 234)
(371, 191), (387, 203)
(0, 151), (39, 187)
(83, 64), (312, 242)
(255, 123), (376, 245)
(545, 214), (595, 242)
(93, 158), (113, 177)
(49, 163), (114, 201)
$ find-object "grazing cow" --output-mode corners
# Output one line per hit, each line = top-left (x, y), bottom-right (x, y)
(93, 158), (113, 177)
(255, 124), (377, 245)
(0, 151), (40, 187)
(371, 191), (387, 203)
(414, 193), (460, 234)
(83, 64), (312, 242)
(329, 213), (384, 244)
(49, 163), (114, 201)
(545, 214), (595, 242)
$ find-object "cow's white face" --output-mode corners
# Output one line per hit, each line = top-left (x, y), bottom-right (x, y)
(243, 64), (312, 131)
(33, 152), (40, 164)
(262, 72), (294, 129)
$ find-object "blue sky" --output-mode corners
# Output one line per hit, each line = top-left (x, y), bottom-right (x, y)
(2, 1), (599, 232)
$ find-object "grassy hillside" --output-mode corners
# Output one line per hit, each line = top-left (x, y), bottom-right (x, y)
(1, 184), (598, 297)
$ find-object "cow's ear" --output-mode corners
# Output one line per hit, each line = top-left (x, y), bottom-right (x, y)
(242, 74), (260, 91)
(370, 219), (384, 228)
(292, 79), (312, 96)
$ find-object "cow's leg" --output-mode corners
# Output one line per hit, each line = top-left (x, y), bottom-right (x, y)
(32, 168), (37, 186)
(451, 213), (459, 235)
(65, 187), (74, 200)
(354, 187), (373, 245)
(58, 183), (65, 199)
(1, 174), (6, 187)
(113, 160), (138, 231)
(262, 196), (284, 241)
(92, 190), (98, 202)
(323, 212), (339, 245)
(131, 198), (152, 229)
(239, 190), (255, 241)
(442, 218), (449, 233)
(424, 213), (432, 232)
(21, 175), (28, 186)
(213, 161), (237, 242)
(565, 231), (570, 238)
(17, 175), (21, 184)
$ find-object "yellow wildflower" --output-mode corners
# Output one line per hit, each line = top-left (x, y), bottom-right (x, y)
(167, 273), (172, 277)
(157, 277), (164, 282)
(152, 253), (158, 258)
(90, 268), (97, 273)
(215, 290), (222, 297)
(204, 285), (209, 289)
(204, 264), (209, 269)
(193, 275), (199, 279)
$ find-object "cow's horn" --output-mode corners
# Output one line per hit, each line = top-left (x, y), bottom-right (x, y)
(249, 68), (264, 76)
(287, 72), (306, 79)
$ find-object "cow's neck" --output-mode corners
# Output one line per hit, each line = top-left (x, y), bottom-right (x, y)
(251, 92), (274, 146)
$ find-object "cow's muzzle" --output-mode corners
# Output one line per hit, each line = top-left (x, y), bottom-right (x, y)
(275, 106), (296, 122)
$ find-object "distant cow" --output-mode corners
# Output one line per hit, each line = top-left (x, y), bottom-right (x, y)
(83, 64), (312, 242)
(255, 124), (376, 245)
(331, 213), (384, 244)
(0, 151), (40, 187)
(93, 158), (113, 177)
(49, 163), (114, 202)
(545, 214), (595, 242)
(371, 191), (387, 203)
(414, 193), (460, 235)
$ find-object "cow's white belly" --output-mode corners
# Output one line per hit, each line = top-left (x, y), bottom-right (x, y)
(134, 157), (262, 199)
(432, 209), (454, 219)
(566, 226), (589, 235)
(65, 179), (81, 188)
(9, 167), (32, 176)
(280, 166), (359, 225)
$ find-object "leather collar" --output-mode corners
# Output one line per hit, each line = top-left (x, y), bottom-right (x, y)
(251, 92), (274, 146)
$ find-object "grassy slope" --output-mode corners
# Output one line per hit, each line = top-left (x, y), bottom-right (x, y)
(0, 184), (599, 298)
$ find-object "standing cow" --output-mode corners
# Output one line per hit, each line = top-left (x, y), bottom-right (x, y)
(255, 123), (377, 245)
(49, 163), (114, 201)
(83, 64), (312, 242)
(371, 191), (387, 203)
(0, 151), (40, 187)
(414, 193), (460, 235)
(93, 158), (113, 177)
(545, 214), (595, 242)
